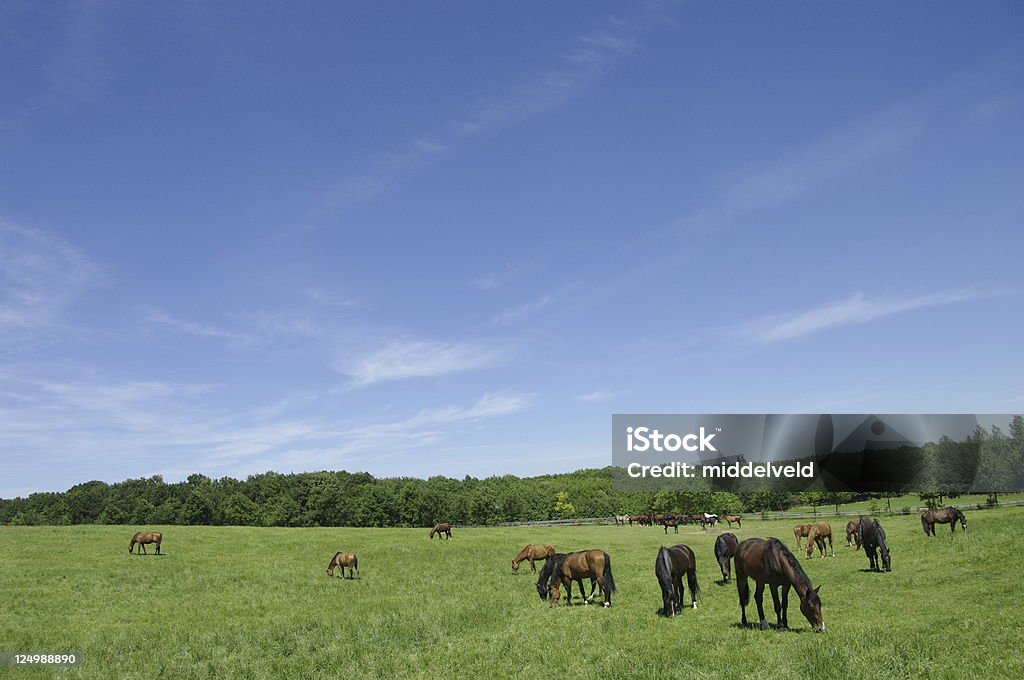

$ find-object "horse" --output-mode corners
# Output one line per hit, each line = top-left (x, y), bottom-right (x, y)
(512, 544), (555, 574)
(793, 524), (811, 548)
(429, 523), (452, 540)
(714, 532), (739, 582)
(723, 514), (743, 528)
(921, 507), (967, 536)
(128, 531), (161, 555)
(703, 513), (719, 528)
(845, 519), (861, 548)
(735, 537), (825, 632)
(614, 515), (630, 526)
(857, 518), (891, 572)
(537, 550), (615, 607)
(805, 522), (834, 558)
(663, 519), (680, 534)
(655, 544), (701, 617)
(327, 552), (359, 578)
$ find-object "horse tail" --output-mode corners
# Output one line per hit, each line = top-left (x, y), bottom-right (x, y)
(603, 552), (616, 593)
(687, 563), (701, 605)
(920, 513), (930, 535)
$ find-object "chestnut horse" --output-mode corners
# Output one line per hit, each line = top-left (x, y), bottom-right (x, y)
(723, 514), (743, 528)
(129, 531), (161, 555)
(735, 537), (824, 632)
(793, 524), (811, 548)
(326, 552), (359, 578)
(805, 522), (834, 558)
(714, 532), (739, 582)
(845, 519), (861, 548)
(512, 544), (555, 573)
(921, 507), (967, 536)
(537, 550), (616, 607)
(429, 523), (452, 540)
(655, 544), (701, 616)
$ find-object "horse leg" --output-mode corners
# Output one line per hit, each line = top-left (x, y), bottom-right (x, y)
(141, 544), (146, 555)
(737, 573), (749, 627)
(781, 584), (790, 629)
(675, 574), (685, 611)
(770, 585), (785, 631)
(827, 534), (834, 557)
(754, 582), (768, 629)
(156, 541), (161, 555)
(577, 579), (589, 604)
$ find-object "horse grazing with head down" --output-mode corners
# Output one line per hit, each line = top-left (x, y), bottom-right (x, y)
(537, 550), (615, 607)
(857, 518), (891, 572)
(735, 537), (824, 633)
(845, 519), (861, 548)
(714, 532), (739, 582)
(655, 544), (701, 617)
(512, 544), (555, 573)
(793, 524), (811, 548)
(805, 521), (834, 558)
(129, 531), (161, 555)
(429, 523), (452, 540)
(921, 507), (967, 536)
(327, 552), (359, 578)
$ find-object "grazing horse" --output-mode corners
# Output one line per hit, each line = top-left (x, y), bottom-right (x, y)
(921, 507), (967, 536)
(703, 513), (719, 528)
(714, 532), (739, 582)
(128, 531), (161, 555)
(723, 514), (743, 528)
(655, 544), (701, 617)
(537, 550), (615, 607)
(614, 515), (630, 526)
(735, 537), (825, 632)
(857, 518), (891, 572)
(793, 524), (811, 548)
(429, 523), (452, 540)
(845, 519), (862, 548)
(512, 544), (555, 574)
(805, 522), (834, 558)
(326, 552), (359, 578)
(663, 519), (680, 534)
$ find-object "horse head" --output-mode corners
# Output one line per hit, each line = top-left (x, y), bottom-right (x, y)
(799, 585), (825, 633)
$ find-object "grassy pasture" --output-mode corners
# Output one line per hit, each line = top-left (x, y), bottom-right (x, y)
(2, 508), (1023, 679)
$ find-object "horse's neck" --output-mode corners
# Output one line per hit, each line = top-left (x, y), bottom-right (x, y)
(779, 556), (809, 597)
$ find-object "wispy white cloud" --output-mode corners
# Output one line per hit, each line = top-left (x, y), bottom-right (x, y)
(335, 338), (508, 388)
(732, 289), (985, 343)
(492, 294), (552, 326)
(577, 388), (631, 403)
(138, 306), (259, 347)
(472, 263), (519, 290)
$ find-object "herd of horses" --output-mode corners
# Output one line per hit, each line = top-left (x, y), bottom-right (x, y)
(616, 513), (743, 529)
(125, 505), (969, 632)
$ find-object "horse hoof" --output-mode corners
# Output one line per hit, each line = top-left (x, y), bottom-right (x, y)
(602, 602), (610, 607)
(777, 626), (788, 632)
(760, 621), (770, 630)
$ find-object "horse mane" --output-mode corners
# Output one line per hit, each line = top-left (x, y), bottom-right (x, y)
(545, 553), (569, 586)
(768, 538), (813, 593)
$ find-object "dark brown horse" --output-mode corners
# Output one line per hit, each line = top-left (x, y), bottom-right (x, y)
(663, 519), (680, 534)
(735, 537), (824, 632)
(845, 519), (861, 548)
(857, 518), (891, 572)
(805, 521), (834, 558)
(326, 552), (359, 578)
(723, 514), (743, 528)
(512, 544), (555, 573)
(714, 532), (739, 582)
(921, 507), (967, 536)
(537, 550), (615, 607)
(128, 531), (161, 555)
(429, 523), (452, 540)
(655, 544), (701, 616)
(793, 524), (811, 548)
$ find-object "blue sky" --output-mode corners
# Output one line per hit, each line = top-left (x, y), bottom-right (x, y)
(2, 1), (1022, 497)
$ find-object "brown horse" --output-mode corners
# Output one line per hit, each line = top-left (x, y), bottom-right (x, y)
(663, 519), (680, 534)
(326, 552), (359, 578)
(845, 519), (861, 548)
(538, 550), (616, 607)
(655, 544), (701, 616)
(128, 531), (161, 555)
(714, 532), (739, 582)
(793, 524), (811, 548)
(723, 514), (743, 528)
(512, 544), (555, 574)
(735, 537), (824, 632)
(921, 507), (967, 536)
(429, 523), (452, 540)
(805, 522), (834, 558)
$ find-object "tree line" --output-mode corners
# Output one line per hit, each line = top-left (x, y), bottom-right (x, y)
(3, 418), (1020, 527)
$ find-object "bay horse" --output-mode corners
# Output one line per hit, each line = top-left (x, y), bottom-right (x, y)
(723, 514), (743, 528)
(857, 518), (891, 572)
(805, 521), (834, 558)
(429, 523), (452, 540)
(663, 519), (680, 534)
(735, 537), (825, 632)
(845, 519), (861, 548)
(129, 531), (161, 555)
(538, 550), (615, 607)
(793, 524), (811, 548)
(921, 507), (967, 536)
(512, 544), (555, 573)
(714, 532), (739, 582)
(655, 544), (701, 616)
(326, 552), (359, 578)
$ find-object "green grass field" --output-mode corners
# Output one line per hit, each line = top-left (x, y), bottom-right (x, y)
(3, 508), (1023, 679)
